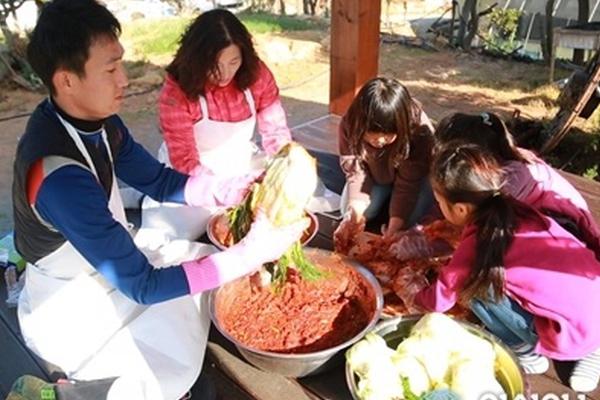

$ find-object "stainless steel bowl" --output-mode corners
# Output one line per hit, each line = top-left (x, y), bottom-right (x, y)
(209, 248), (384, 377)
(345, 315), (527, 400)
(206, 209), (319, 251)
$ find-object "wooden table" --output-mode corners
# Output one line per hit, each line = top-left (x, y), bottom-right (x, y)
(3, 115), (600, 399)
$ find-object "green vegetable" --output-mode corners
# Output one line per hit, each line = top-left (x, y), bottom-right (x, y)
(227, 143), (322, 286)
(401, 376), (423, 400)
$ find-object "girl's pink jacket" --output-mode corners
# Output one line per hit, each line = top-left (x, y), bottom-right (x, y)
(416, 214), (600, 360)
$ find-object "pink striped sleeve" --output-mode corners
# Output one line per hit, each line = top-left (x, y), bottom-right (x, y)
(251, 61), (291, 154)
(158, 75), (201, 174)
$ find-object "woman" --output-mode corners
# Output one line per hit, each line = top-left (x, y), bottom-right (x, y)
(159, 8), (290, 175)
(141, 9), (292, 241)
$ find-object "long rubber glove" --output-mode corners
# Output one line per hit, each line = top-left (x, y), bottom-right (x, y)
(182, 211), (309, 294)
(388, 226), (433, 261)
(184, 166), (263, 208)
(333, 207), (365, 252)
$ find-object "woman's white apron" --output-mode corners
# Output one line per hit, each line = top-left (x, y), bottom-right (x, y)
(141, 89), (264, 242)
(18, 115), (210, 400)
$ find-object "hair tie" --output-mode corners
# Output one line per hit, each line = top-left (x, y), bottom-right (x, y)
(481, 113), (493, 126)
(446, 147), (461, 163)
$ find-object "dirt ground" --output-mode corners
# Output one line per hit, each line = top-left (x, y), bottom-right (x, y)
(0, 29), (592, 233)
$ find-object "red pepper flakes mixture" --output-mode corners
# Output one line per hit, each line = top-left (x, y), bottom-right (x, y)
(215, 252), (377, 353)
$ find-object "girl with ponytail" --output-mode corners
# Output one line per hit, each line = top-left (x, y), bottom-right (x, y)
(415, 142), (600, 393)
(434, 112), (600, 260)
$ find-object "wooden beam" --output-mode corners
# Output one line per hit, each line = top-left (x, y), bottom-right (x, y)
(329, 0), (381, 116)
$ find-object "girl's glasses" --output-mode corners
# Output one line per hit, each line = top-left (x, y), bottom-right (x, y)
(363, 131), (398, 149)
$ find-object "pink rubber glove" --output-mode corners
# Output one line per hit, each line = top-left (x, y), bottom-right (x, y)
(182, 211), (309, 294)
(184, 166), (263, 208)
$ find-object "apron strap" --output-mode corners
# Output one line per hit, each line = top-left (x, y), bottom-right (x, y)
(243, 89), (256, 117)
(198, 95), (209, 121)
(54, 112), (128, 227)
(54, 113), (101, 179)
(100, 130), (115, 165)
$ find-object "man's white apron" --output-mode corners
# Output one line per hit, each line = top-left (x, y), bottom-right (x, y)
(18, 115), (209, 400)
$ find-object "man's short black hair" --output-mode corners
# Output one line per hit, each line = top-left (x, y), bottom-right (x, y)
(27, 0), (121, 95)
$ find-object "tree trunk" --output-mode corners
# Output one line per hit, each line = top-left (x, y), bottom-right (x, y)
(302, 0), (317, 15)
(320, 0), (329, 18)
(573, 0), (590, 65)
(34, 0), (44, 16)
(0, 0), (26, 50)
(0, 15), (16, 52)
(463, 0), (478, 49)
(457, 0), (478, 49)
(542, 0), (555, 65)
(279, 0), (286, 15)
(384, 0), (392, 27)
(449, 0), (456, 46)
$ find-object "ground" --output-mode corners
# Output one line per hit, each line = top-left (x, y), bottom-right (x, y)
(1, 23), (599, 234)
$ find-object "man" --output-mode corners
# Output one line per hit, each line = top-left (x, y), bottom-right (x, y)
(12, 1), (306, 398)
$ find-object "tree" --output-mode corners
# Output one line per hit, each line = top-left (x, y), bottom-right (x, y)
(0, 0), (26, 52)
(304, 0), (317, 15)
(34, 0), (44, 16)
(457, 0), (478, 49)
(163, 0), (188, 12)
(249, 0), (277, 12)
(0, 0), (42, 90)
(541, 0), (553, 64)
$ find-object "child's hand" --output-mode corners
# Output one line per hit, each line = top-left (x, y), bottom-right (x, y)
(381, 217), (404, 239)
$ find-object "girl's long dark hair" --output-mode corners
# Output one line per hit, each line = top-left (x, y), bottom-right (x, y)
(344, 77), (425, 168)
(434, 112), (535, 164)
(166, 9), (260, 99)
(431, 142), (542, 302)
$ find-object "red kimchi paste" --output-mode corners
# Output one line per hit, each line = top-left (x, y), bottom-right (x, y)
(214, 251), (377, 353)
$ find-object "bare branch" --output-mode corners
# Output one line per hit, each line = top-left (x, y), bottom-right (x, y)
(0, 0), (27, 17)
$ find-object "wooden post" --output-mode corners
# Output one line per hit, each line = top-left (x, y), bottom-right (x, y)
(550, 29), (557, 82)
(329, 0), (381, 116)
